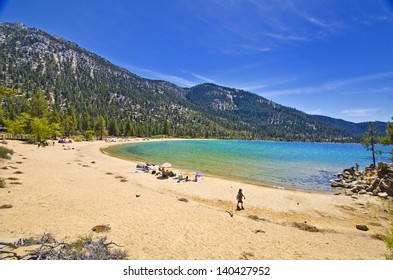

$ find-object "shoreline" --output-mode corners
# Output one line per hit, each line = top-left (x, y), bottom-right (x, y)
(0, 139), (391, 259)
(102, 143), (328, 195)
(102, 139), (341, 195)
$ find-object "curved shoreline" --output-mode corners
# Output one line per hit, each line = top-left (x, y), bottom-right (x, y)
(102, 139), (336, 195)
(0, 139), (390, 259)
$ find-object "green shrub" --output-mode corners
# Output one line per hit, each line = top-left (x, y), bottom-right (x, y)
(0, 178), (5, 188)
(0, 146), (14, 159)
(84, 130), (95, 141)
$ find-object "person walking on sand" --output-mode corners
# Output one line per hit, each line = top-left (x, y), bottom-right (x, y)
(236, 189), (245, 210)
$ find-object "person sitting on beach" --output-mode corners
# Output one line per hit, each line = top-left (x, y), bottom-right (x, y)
(236, 189), (245, 210)
(177, 173), (183, 183)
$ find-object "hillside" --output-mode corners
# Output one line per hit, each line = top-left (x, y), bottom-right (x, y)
(186, 83), (354, 141)
(313, 115), (387, 139)
(0, 22), (367, 141)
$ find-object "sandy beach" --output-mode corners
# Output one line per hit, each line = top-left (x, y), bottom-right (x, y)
(0, 139), (391, 260)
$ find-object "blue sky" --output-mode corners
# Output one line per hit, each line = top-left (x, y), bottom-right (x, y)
(1, 0), (393, 122)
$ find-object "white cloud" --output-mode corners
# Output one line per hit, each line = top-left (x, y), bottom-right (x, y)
(183, 71), (216, 84)
(237, 78), (296, 92)
(240, 44), (272, 52)
(124, 65), (195, 87)
(262, 71), (393, 97)
(264, 32), (310, 42)
(341, 108), (381, 117)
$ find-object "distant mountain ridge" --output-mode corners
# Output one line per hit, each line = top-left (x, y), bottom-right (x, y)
(313, 115), (387, 137)
(0, 22), (387, 141)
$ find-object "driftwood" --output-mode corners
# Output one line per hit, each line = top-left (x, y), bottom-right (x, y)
(0, 233), (127, 260)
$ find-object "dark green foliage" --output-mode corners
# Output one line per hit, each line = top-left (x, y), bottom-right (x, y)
(381, 118), (393, 161)
(29, 88), (48, 118)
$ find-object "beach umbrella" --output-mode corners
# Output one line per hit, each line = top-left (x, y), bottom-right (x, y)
(136, 162), (146, 168)
(161, 162), (172, 168)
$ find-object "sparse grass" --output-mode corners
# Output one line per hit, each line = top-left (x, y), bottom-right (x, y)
(292, 222), (320, 232)
(92, 225), (111, 233)
(248, 215), (260, 221)
(0, 146), (14, 159)
(7, 177), (19, 181)
(0, 178), (5, 188)
(385, 201), (393, 260)
(9, 182), (22, 185)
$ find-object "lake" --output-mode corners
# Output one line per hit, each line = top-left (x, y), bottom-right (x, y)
(106, 140), (391, 192)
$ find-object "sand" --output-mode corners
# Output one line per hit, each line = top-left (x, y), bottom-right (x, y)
(0, 139), (391, 260)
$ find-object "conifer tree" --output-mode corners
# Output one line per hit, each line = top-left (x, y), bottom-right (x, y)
(95, 116), (108, 140)
(30, 88), (48, 118)
(362, 122), (381, 166)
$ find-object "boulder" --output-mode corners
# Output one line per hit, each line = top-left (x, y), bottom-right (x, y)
(378, 162), (388, 172)
(356, 224), (369, 231)
(378, 192), (389, 199)
(350, 186), (358, 193)
(380, 180), (390, 191)
(331, 181), (344, 188)
(372, 178), (380, 188)
(345, 190), (353, 196)
(366, 187), (374, 192)
(358, 190), (367, 195)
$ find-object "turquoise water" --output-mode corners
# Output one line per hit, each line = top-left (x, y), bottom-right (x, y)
(106, 140), (391, 192)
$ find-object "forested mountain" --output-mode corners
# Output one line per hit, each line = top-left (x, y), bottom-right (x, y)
(313, 115), (387, 138)
(186, 83), (355, 141)
(0, 22), (380, 141)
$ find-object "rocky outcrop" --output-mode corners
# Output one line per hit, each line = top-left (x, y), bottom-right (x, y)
(331, 162), (393, 198)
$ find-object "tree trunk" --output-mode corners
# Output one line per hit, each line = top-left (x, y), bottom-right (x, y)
(371, 137), (376, 167)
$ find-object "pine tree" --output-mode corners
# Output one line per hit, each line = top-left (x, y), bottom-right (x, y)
(381, 117), (393, 161)
(30, 88), (48, 118)
(362, 122), (382, 167)
(95, 116), (108, 140)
